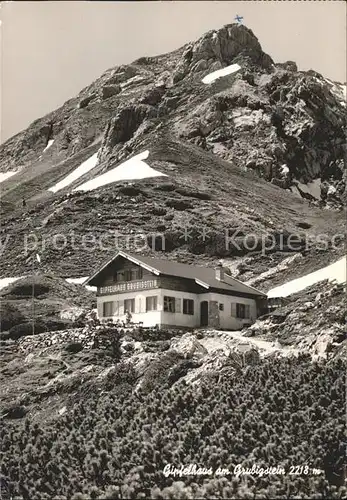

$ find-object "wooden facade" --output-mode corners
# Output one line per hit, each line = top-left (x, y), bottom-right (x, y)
(96, 257), (203, 296)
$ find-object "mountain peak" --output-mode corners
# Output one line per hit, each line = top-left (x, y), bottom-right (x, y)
(171, 22), (273, 84)
(193, 23), (272, 66)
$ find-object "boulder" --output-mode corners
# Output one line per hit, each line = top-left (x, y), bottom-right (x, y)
(107, 65), (138, 84)
(64, 342), (84, 354)
(101, 85), (121, 100)
(169, 333), (208, 359)
(139, 86), (165, 106)
(60, 307), (86, 322)
(78, 94), (96, 109)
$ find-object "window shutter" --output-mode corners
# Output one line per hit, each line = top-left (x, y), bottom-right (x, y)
(231, 303), (236, 317)
(175, 298), (182, 313)
(245, 305), (250, 319)
(97, 302), (103, 318)
(119, 301), (124, 316)
(136, 298), (142, 314)
(115, 301), (120, 316)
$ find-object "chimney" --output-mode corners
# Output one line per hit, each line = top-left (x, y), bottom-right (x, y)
(215, 262), (224, 281)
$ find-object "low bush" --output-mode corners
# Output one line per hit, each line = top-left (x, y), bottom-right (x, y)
(64, 342), (84, 354)
(8, 317), (74, 340)
(3, 282), (50, 298)
(45, 319), (74, 331)
(130, 327), (184, 342)
(165, 198), (193, 211)
(175, 187), (211, 200)
(0, 302), (25, 332)
(2, 405), (27, 420)
(140, 350), (184, 393)
(1, 357), (345, 499)
(8, 321), (46, 340)
(104, 362), (137, 390)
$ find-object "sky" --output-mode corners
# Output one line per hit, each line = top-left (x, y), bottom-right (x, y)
(0, 0), (346, 143)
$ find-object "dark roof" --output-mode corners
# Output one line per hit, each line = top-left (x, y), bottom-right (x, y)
(85, 251), (266, 297)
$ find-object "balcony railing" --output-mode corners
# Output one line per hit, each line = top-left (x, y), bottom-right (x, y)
(99, 279), (159, 295)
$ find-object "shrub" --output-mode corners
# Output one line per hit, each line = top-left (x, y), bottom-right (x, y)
(2, 404), (27, 419)
(175, 187), (211, 200)
(140, 350), (184, 393)
(0, 302), (25, 332)
(165, 198), (193, 211)
(8, 321), (46, 340)
(93, 325), (122, 360)
(1, 357), (345, 499)
(104, 363), (137, 389)
(130, 327), (181, 342)
(45, 319), (74, 331)
(65, 342), (84, 354)
(3, 282), (50, 297)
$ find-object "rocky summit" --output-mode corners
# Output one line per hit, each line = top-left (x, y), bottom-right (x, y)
(0, 23), (345, 281)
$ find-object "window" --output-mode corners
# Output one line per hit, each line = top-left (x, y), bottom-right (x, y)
(131, 268), (143, 280)
(164, 296), (176, 313)
(103, 301), (122, 317)
(103, 301), (116, 317)
(146, 296), (158, 311)
(183, 299), (194, 315)
(219, 303), (224, 311)
(115, 268), (143, 282)
(236, 303), (250, 319)
(124, 298), (135, 313)
(115, 270), (125, 282)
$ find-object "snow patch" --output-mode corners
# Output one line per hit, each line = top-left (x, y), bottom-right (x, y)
(120, 75), (145, 89)
(0, 171), (18, 183)
(58, 406), (67, 416)
(0, 276), (96, 292)
(66, 277), (88, 285)
(202, 63), (241, 84)
(213, 143), (228, 155)
(281, 164), (289, 175)
(324, 78), (346, 107)
(0, 276), (25, 290)
(289, 185), (301, 198)
(267, 257), (346, 298)
(48, 152), (99, 193)
(327, 185), (337, 196)
(74, 150), (166, 192)
(43, 139), (54, 153)
(294, 178), (321, 200)
(66, 277), (96, 292)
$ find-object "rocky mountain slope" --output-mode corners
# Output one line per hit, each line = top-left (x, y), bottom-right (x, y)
(1, 24), (346, 499)
(0, 23), (345, 282)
